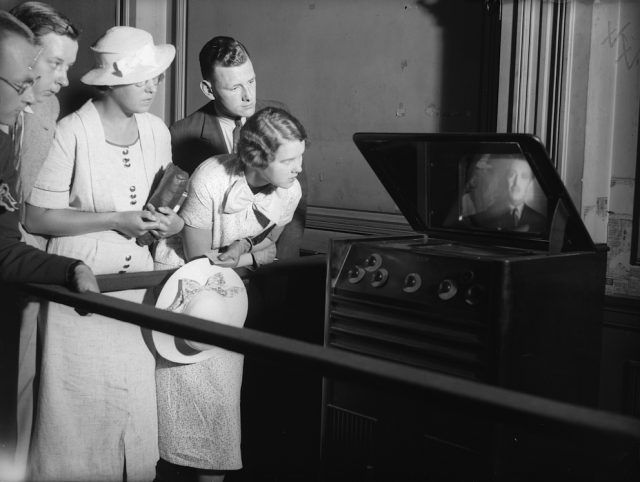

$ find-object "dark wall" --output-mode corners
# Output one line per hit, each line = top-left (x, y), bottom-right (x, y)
(183, 0), (497, 214)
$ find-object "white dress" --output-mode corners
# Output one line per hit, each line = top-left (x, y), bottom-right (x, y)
(155, 154), (301, 470)
(27, 100), (172, 481)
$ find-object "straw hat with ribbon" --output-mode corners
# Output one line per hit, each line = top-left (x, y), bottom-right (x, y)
(153, 258), (248, 364)
(81, 26), (175, 86)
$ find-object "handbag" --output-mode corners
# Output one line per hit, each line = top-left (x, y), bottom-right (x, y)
(136, 163), (189, 246)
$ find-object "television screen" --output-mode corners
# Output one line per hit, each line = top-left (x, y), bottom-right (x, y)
(444, 153), (548, 234)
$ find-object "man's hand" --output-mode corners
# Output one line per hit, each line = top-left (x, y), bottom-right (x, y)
(71, 262), (100, 294)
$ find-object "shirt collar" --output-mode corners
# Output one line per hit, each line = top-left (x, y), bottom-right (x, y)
(509, 204), (523, 216)
(213, 103), (243, 125)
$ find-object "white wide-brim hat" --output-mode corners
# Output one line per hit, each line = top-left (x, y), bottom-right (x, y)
(153, 258), (248, 364)
(81, 26), (176, 86)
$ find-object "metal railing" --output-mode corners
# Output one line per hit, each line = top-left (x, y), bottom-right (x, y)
(15, 254), (640, 446)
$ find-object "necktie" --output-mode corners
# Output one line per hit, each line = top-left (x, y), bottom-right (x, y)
(11, 112), (24, 203)
(512, 207), (519, 227)
(232, 118), (243, 153)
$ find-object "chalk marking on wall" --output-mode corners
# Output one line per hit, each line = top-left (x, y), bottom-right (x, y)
(424, 102), (439, 117)
(596, 197), (608, 218)
(601, 20), (640, 70)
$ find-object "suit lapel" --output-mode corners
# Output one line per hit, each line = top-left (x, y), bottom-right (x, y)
(199, 102), (231, 154)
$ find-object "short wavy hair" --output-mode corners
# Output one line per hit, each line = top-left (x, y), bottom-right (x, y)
(199, 36), (250, 81)
(0, 11), (35, 44)
(237, 107), (307, 170)
(10, 1), (79, 40)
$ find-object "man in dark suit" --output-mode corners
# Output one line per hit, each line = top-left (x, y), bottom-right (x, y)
(0, 12), (98, 472)
(467, 156), (546, 233)
(170, 36), (306, 260)
(0, 11), (97, 290)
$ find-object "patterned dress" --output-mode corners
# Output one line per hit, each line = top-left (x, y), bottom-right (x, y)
(155, 154), (301, 470)
(27, 100), (172, 481)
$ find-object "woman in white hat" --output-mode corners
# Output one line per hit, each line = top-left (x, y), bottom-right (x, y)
(24, 26), (180, 481)
(154, 106), (306, 482)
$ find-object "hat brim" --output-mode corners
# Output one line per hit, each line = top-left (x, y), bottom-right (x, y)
(153, 258), (248, 364)
(81, 44), (176, 86)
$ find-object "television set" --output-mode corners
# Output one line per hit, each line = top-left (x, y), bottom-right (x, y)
(351, 133), (593, 252)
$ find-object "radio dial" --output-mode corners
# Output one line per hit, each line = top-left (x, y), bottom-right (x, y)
(370, 268), (389, 288)
(437, 279), (458, 300)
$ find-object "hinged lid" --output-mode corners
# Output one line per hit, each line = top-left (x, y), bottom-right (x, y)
(353, 132), (594, 252)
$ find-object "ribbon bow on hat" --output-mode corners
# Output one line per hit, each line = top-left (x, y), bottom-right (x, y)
(167, 274), (244, 312)
(223, 178), (285, 228)
(113, 43), (157, 77)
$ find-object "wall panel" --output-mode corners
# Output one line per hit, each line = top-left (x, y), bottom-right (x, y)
(183, 0), (494, 214)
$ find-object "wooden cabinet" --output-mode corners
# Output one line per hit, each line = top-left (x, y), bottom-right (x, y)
(601, 297), (640, 418)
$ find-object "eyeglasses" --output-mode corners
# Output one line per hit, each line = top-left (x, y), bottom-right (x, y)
(28, 47), (44, 70)
(0, 75), (40, 95)
(0, 47), (44, 95)
(134, 73), (165, 88)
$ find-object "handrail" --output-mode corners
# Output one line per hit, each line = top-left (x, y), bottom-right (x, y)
(16, 266), (640, 446)
(95, 254), (326, 292)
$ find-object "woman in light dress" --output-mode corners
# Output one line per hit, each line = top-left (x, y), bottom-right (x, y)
(154, 106), (306, 482)
(25, 26), (181, 481)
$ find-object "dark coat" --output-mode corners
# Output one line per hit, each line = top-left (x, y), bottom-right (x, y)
(467, 203), (547, 233)
(0, 130), (78, 454)
(0, 131), (75, 285)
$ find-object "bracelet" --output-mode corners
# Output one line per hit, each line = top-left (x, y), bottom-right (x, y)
(249, 253), (258, 271)
(244, 237), (255, 253)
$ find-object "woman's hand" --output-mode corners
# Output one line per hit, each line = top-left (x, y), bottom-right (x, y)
(213, 239), (251, 267)
(146, 205), (185, 239)
(114, 210), (159, 238)
(252, 242), (277, 266)
(211, 239), (277, 269)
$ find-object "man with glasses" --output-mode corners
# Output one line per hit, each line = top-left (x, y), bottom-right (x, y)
(0, 11), (98, 479)
(10, 1), (80, 225)
(7, 2), (81, 476)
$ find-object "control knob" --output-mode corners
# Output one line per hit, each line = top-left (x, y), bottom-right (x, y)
(464, 284), (484, 306)
(437, 279), (458, 300)
(363, 253), (383, 272)
(347, 266), (365, 284)
(370, 268), (389, 288)
(402, 273), (422, 293)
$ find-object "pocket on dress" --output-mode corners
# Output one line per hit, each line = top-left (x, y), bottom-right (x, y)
(47, 235), (100, 270)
